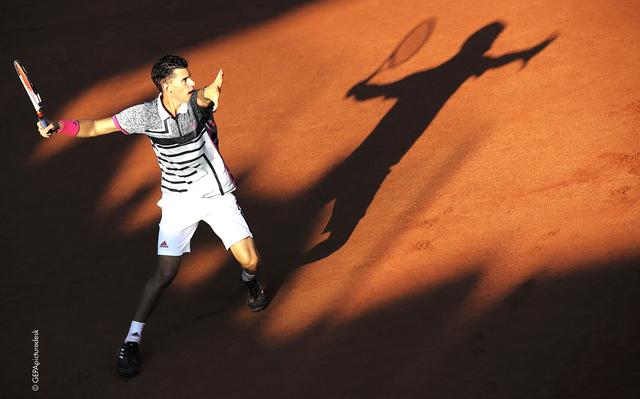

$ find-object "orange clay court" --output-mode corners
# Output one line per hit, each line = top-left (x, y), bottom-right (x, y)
(2, 0), (639, 397)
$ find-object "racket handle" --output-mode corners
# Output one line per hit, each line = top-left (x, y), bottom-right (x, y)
(38, 118), (48, 128)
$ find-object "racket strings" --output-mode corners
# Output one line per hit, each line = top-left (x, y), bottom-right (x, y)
(388, 18), (436, 68)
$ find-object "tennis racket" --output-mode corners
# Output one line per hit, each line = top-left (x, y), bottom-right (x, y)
(14, 60), (48, 128)
(364, 17), (437, 82)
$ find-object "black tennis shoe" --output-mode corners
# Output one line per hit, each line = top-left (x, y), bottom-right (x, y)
(244, 279), (267, 312)
(116, 341), (141, 377)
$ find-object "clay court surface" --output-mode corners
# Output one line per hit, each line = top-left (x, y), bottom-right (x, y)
(2, 0), (640, 397)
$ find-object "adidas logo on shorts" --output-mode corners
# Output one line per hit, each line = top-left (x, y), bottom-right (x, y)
(160, 241), (169, 248)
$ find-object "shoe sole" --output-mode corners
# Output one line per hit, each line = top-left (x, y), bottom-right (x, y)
(250, 306), (266, 312)
(116, 366), (140, 378)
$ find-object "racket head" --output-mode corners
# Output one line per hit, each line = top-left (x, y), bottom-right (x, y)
(364, 17), (436, 81)
(14, 60), (43, 114)
(387, 17), (437, 68)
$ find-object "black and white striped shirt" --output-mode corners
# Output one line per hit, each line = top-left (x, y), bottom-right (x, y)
(113, 92), (236, 197)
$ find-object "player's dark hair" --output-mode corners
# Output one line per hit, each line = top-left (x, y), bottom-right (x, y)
(151, 55), (189, 92)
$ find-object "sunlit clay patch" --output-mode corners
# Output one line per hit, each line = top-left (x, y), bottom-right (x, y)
(94, 139), (157, 217)
(173, 246), (228, 289)
(28, 133), (76, 164)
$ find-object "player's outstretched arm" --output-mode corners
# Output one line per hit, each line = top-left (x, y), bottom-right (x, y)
(476, 34), (557, 77)
(198, 68), (223, 111)
(37, 117), (120, 139)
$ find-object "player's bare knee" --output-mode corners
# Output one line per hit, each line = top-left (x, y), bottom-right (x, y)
(155, 256), (181, 285)
(239, 253), (259, 272)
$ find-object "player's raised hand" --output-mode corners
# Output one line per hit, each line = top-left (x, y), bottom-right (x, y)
(520, 33), (558, 69)
(36, 120), (59, 138)
(203, 69), (223, 111)
(212, 68), (223, 90)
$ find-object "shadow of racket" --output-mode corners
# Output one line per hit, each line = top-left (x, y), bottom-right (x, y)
(364, 17), (437, 82)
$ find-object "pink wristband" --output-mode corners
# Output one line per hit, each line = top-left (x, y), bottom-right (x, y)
(58, 120), (80, 137)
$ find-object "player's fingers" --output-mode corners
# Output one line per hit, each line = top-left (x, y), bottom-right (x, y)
(37, 122), (55, 136)
(215, 69), (223, 86)
(38, 128), (51, 138)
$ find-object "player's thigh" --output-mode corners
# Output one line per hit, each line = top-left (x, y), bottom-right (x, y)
(155, 255), (183, 280)
(203, 194), (253, 251)
(158, 205), (200, 256)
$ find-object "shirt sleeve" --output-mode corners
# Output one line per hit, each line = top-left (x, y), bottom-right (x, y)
(113, 103), (149, 135)
(189, 90), (214, 123)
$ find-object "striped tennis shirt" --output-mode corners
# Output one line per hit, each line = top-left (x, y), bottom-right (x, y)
(113, 91), (236, 198)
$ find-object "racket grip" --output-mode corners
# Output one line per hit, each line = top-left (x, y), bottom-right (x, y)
(38, 118), (48, 128)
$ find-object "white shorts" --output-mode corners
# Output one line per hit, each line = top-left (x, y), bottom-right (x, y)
(156, 193), (253, 256)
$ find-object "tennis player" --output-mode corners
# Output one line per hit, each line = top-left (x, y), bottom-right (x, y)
(37, 55), (267, 377)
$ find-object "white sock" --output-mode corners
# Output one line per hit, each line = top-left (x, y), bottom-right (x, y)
(124, 320), (145, 343)
(241, 269), (256, 283)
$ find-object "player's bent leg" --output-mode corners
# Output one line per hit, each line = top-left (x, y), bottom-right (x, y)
(205, 194), (266, 311)
(230, 237), (268, 312)
(133, 255), (182, 322)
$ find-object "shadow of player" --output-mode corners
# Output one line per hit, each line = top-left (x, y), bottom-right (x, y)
(298, 21), (557, 265)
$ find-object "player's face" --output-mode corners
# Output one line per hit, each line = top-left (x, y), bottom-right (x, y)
(166, 68), (195, 103)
